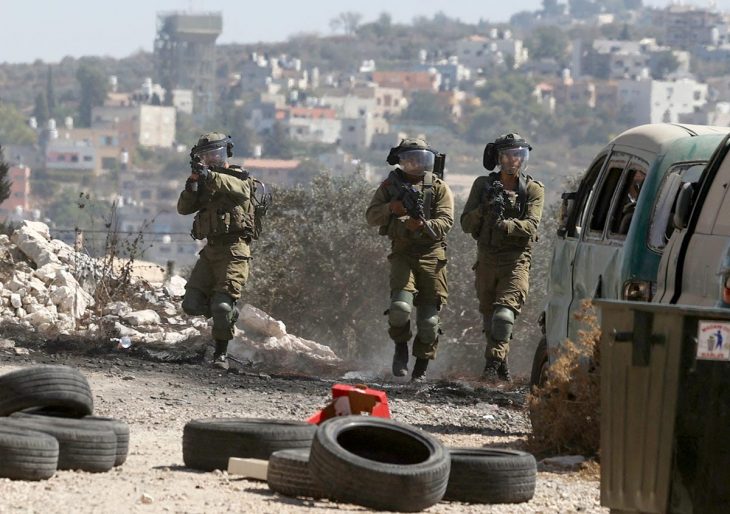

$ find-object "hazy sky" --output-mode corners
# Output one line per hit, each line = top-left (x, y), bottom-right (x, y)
(1, 0), (728, 64)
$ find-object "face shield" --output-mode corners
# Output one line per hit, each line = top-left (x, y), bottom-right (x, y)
(498, 147), (529, 176)
(193, 145), (227, 167)
(398, 149), (435, 176)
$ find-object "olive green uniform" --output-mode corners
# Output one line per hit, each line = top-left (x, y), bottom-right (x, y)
(366, 171), (454, 359)
(460, 172), (544, 360)
(177, 166), (253, 342)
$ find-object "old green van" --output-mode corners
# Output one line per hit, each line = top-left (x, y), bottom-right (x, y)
(531, 123), (730, 386)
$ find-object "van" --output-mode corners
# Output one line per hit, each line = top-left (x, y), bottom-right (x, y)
(656, 133), (730, 307)
(531, 124), (730, 386)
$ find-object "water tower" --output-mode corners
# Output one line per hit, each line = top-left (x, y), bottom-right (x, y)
(154, 12), (222, 119)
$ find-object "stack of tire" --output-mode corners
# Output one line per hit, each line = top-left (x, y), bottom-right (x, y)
(183, 415), (537, 511)
(0, 365), (129, 481)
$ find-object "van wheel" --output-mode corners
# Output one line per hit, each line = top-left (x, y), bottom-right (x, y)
(530, 337), (548, 389)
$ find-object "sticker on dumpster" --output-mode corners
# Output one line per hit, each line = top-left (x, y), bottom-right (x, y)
(697, 321), (730, 361)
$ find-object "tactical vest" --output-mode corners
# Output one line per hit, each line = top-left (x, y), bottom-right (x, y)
(478, 172), (538, 251)
(379, 170), (436, 236)
(191, 165), (259, 241)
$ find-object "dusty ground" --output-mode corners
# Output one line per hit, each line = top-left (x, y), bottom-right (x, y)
(0, 341), (607, 514)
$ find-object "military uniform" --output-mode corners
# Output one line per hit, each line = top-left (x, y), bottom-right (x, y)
(461, 171), (544, 364)
(177, 162), (254, 357)
(366, 170), (454, 363)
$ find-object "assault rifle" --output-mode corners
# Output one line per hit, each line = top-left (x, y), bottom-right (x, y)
(484, 179), (508, 222)
(386, 171), (439, 239)
(188, 156), (209, 193)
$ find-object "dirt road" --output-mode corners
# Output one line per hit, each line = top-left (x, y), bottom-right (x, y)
(0, 344), (606, 514)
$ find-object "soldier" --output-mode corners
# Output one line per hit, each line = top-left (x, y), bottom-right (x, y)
(177, 132), (255, 370)
(460, 133), (544, 382)
(366, 138), (454, 382)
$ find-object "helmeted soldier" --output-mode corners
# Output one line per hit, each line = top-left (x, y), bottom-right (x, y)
(177, 132), (256, 370)
(460, 133), (544, 382)
(366, 137), (454, 382)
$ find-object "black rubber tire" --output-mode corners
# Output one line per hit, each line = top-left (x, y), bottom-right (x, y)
(308, 416), (450, 512)
(0, 426), (59, 481)
(0, 366), (93, 416)
(0, 418), (117, 473)
(12, 412), (130, 467)
(530, 337), (549, 389)
(267, 448), (326, 499)
(445, 448), (537, 504)
(182, 418), (316, 471)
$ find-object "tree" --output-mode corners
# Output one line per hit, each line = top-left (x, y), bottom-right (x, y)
(76, 61), (108, 127)
(401, 92), (453, 126)
(33, 92), (49, 126)
(0, 146), (11, 206)
(329, 12), (363, 36)
(264, 122), (294, 159)
(526, 26), (569, 62)
(228, 107), (256, 157)
(0, 102), (36, 145)
(46, 65), (56, 115)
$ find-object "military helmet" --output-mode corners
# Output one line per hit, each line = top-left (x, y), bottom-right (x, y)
(483, 132), (532, 172)
(386, 137), (436, 176)
(191, 132), (234, 166)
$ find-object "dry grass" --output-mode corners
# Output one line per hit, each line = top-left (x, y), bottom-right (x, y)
(527, 300), (601, 458)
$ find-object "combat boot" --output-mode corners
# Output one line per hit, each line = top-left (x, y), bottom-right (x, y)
(497, 358), (512, 383)
(212, 339), (229, 371)
(392, 342), (409, 377)
(411, 358), (429, 382)
(481, 357), (501, 381)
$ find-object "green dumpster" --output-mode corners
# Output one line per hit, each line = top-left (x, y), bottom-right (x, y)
(596, 300), (730, 514)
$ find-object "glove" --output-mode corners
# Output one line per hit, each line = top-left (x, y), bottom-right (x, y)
(495, 219), (509, 232)
(405, 218), (424, 232)
(185, 178), (198, 193)
(389, 200), (407, 216)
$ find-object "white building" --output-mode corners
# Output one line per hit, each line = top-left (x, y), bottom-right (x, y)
(340, 115), (390, 152)
(618, 78), (708, 125)
(456, 33), (529, 70)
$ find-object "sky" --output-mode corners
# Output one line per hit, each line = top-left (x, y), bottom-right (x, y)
(1, 0), (729, 64)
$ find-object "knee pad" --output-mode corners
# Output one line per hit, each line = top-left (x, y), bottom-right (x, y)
(182, 288), (209, 316)
(211, 292), (235, 322)
(492, 306), (515, 342)
(416, 304), (440, 344)
(388, 291), (413, 327)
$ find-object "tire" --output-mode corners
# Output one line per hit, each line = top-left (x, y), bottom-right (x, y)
(308, 416), (450, 512)
(12, 412), (130, 467)
(530, 337), (549, 389)
(0, 426), (59, 481)
(445, 448), (537, 504)
(267, 448), (326, 500)
(0, 366), (93, 416)
(0, 418), (117, 473)
(182, 418), (316, 471)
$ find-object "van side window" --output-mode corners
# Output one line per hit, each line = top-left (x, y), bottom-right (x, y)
(648, 162), (706, 251)
(588, 153), (630, 236)
(609, 159), (649, 237)
(568, 155), (606, 237)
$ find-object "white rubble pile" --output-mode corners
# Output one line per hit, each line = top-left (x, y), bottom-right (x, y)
(0, 222), (341, 371)
(229, 304), (341, 372)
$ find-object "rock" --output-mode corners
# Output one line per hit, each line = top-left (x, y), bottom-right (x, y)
(164, 275), (186, 298)
(105, 301), (132, 317)
(34, 263), (63, 283)
(50, 285), (93, 319)
(10, 223), (60, 267)
(114, 322), (144, 339)
(123, 309), (161, 326)
(140, 494), (153, 504)
(10, 294), (21, 309)
(0, 339), (15, 350)
(6, 276), (26, 292)
(236, 303), (287, 337)
(25, 307), (56, 326)
(14, 347), (30, 356)
(540, 455), (587, 470)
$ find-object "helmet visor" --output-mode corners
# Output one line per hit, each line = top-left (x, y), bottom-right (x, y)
(398, 149), (435, 176)
(498, 147), (529, 175)
(193, 145), (227, 166)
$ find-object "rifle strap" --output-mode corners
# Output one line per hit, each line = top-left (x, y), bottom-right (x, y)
(422, 171), (434, 220)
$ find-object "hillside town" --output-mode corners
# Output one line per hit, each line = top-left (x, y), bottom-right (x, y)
(2, 2), (730, 269)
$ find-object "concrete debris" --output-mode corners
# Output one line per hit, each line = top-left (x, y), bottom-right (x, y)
(236, 303), (287, 337)
(0, 221), (340, 372)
